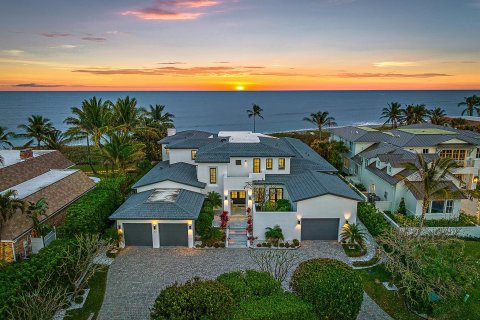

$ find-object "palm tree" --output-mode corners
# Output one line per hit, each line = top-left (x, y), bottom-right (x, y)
(17, 115), (54, 147)
(265, 225), (284, 245)
(0, 190), (25, 260)
(0, 126), (14, 149)
(246, 104), (264, 133)
(303, 111), (337, 139)
(381, 102), (403, 128)
(310, 139), (349, 170)
(401, 104), (429, 125)
(458, 95), (480, 116)
(403, 153), (460, 232)
(101, 133), (144, 173)
(429, 107), (447, 125)
(341, 223), (366, 250)
(112, 96), (142, 134)
(205, 191), (222, 208)
(26, 198), (48, 237)
(44, 129), (72, 151)
(141, 104), (175, 128)
(65, 97), (112, 173)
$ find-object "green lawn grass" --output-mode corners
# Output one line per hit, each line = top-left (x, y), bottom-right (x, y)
(66, 266), (109, 320)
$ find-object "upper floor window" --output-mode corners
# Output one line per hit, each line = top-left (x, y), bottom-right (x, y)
(440, 149), (466, 161)
(266, 158), (273, 170)
(209, 167), (217, 184)
(476, 148), (480, 159)
(253, 158), (261, 173)
(235, 159), (242, 165)
(278, 158), (285, 170)
(191, 150), (197, 160)
(269, 188), (283, 202)
(422, 148), (429, 154)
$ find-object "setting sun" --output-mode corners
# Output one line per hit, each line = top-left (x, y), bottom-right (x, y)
(235, 85), (245, 91)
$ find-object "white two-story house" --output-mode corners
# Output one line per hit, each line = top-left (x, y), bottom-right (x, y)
(110, 130), (363, 248)
(330, 123), (480, 219)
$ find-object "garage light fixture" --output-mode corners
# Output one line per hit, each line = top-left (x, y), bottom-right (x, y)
(224, 195), (228, 200)
(153, 224), (157, 231)
(474, 176), (479, 183)
(188, 225), (192, 230)
(297, 219), (301, 225)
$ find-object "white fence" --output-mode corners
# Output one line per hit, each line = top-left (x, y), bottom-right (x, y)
(31, 228), (57, 254)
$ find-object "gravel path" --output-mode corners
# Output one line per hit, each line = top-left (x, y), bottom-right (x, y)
(98, 241), (391, 320)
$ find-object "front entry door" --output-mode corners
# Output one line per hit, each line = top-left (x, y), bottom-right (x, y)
(230, 191), (246, 215)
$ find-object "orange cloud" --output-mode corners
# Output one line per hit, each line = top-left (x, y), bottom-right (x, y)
(337, 72), (451, 78)
(73, 66), (250, 76)
(121, 0), (221, 20)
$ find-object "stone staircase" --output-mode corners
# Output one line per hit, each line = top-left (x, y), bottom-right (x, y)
(228, 215), (248, 248)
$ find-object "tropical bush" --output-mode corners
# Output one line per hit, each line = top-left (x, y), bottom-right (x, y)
(217, 270), (282, 301)
(201, 227), (223, 246)
(265, 225), (284, 245)
(62, 145), (103, 165)
(231, 293), (316, 320)
(290, 258), (363, 320)
(275, 199), (292, 211)
(357, 202), (390, 236)
(57, 176), (125, 238)
(340, 223), (366, 250)
(205, 191), (222, 208)
(150, 278), (234, 320)
(398, 198), (407, 215)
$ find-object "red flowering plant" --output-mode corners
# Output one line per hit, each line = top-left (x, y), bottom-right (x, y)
(220, 211), (229, 229)
(246, 223), (253, 234)
(246, 207), (251, 215)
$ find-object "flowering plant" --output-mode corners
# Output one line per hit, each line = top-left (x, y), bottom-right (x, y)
(220, 211), (229, 229)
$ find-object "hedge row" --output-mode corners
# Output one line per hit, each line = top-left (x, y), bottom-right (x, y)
(195, 201), (214, 238)
(0, 239), (75, 319)
(357, 202), (390, 236)
(57, 176), (125, 238)
(62, 145), (104, 165)
(217, 270), (282, 300)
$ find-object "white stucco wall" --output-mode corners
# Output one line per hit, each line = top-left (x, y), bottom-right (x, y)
(169, 149), (196, 165)
(196, 163), (228, 194)
(116, 219), (194, 248)
(226, 157), (291, 176)
(253, 211), (300, 241)
(135, 181), (204, 194)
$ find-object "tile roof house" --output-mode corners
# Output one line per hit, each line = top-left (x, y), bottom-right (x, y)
(329, 123), (480, 219)
(110, 130), (363, 248)
(0, 150), (95, 262)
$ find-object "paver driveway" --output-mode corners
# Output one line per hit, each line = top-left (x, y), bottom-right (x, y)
(98, 241), (391, 320)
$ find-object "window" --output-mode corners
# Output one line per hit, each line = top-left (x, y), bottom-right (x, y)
(269, 188), (283, 202)
(209, 167), (217, 184)
(278, 158), (285, 170)
(446, 200), (454, 214)
(429, 200), (445, 213)
(440, 149), (466, 160)
(191, 150), (197, 160)
(254, 187), (265, 203)
(384, 191), (388, 200)
(235, 159), (242, 165)
(253, 158), (261, 173)
(266, 158), (273, 170)
(476, 148), (480, 159)
(423, 148), (429, 154)
(343, 158), (349, 169)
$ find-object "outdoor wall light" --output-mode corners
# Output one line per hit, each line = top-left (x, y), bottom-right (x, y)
(474, 176), (479, 183)
(224, 195), (228, 200)
(188, 225), (192, 230)
(297, 219), (301, 225)
(117, 225), (121, 229)
(153, 224), (157, 231)
(248, 195), (252, 200)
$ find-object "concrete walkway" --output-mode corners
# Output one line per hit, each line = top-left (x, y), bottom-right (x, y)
(98, 241), (391, 320)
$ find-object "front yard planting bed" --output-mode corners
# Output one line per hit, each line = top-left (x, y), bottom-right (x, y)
(341, 243), (366, 257)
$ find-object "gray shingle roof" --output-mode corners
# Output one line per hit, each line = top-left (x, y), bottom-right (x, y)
(109, 188), (205, 220)
(329, 126), (391, 142)
(258, 171), (362, 202)
(159, 130), (214, 145)
(132, 161), (206, 189)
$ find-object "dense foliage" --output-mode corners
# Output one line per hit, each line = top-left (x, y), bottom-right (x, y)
(57, 176), (125, 238)
(195, 201), (214, 238)
(357, 202), (390, 236)
(290, 258), (364, 320)
(150, 278), (234, 320)
(0, 239), (77, 319)
(231, 293), (316, 320)
(217, 270), (282, 301)
(62, 145), (104, 165)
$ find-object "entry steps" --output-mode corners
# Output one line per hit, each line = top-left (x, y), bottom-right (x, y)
(227, 215), (249, 248)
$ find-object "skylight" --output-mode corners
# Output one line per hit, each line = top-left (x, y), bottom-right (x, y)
(147, 189), (180, 203)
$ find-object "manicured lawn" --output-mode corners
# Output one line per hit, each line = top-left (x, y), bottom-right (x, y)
(66, 266), (109, 320)
(341, 243), (366, 257)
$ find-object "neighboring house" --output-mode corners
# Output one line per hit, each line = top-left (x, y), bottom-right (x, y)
(110, 130), (363, 248)
(0, 149), (95, 262)
(329, 123), (480, 219)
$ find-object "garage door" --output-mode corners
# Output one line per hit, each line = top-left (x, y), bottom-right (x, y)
(301, 218), (339, 240)
(123, 223), (153, 246)
(159, 223), (188, 246)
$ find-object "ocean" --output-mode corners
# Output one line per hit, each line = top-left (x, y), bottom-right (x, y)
(0, 90), (478, 146)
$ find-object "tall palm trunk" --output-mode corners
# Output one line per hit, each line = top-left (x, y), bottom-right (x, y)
(86, 135), (97, 175)
(253, 116), (256, 133)
(418, 197), (430, 236)
(318, 124), (322, 139)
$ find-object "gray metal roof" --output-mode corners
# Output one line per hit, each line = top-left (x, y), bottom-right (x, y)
(329, 126), (391, 142)
(365, 163), (407, 185)
(132, 161), (206, 189)
(168, 138), (220, 149)
(109, 188), (205, 220)
(406, 181), (466, 200)
(258, 171), (362, 202)
(159, 130), (214, 145)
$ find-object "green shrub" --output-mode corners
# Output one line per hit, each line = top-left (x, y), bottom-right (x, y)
(217, 270), (282, 301)
(63, 145), (103, 165)
(232, 293), (316, 320)
(195, 210), (214, 237)
(275, 199), (292, 211)
(57, 176), (125, 238)
(290, 258), (363, 320)
(150, 278), (234, 320)
(202, 227), (223, 246)
(398, 198), (407, 215)
(0, 239), (76, 319)
(265, 225), (284, 245)
(357, 203), (390, 236)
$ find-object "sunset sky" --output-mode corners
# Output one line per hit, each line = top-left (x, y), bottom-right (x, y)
(1, 0), (479, 91)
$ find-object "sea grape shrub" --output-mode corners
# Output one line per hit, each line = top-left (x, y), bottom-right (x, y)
(217, 270), (282, 301)
(150, 278), (234, 320)
(290, 258), (363, 320)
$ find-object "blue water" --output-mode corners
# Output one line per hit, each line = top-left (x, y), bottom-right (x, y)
(0, 90), (478, 145)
